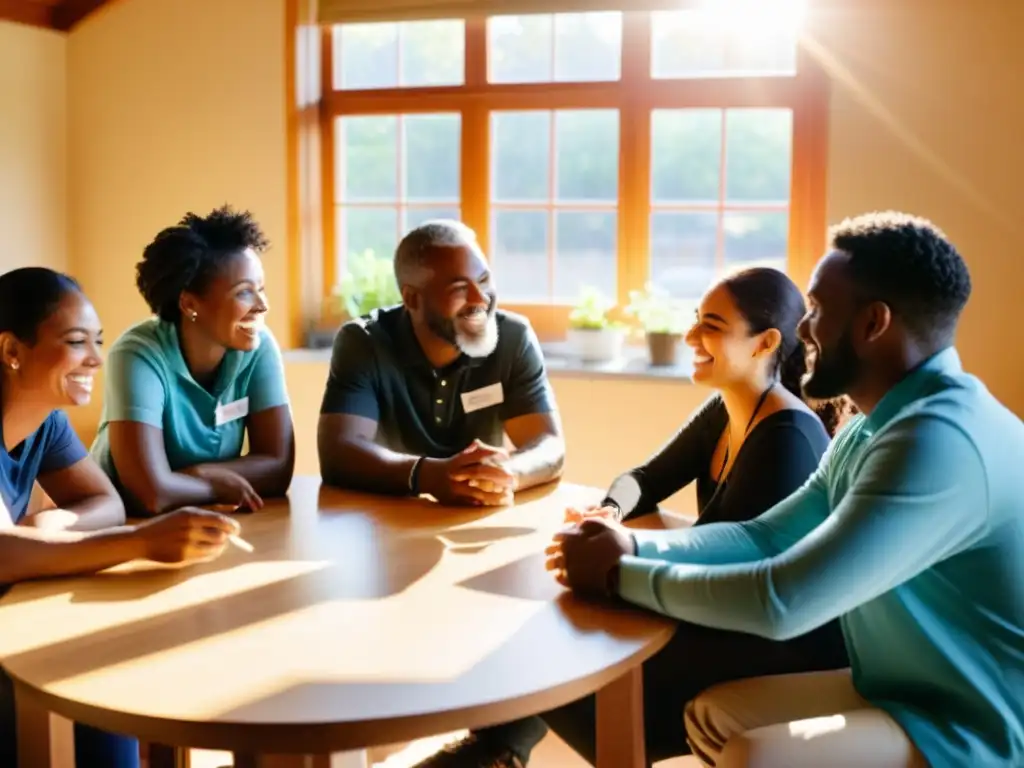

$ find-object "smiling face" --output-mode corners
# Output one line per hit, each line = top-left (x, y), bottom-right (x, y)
(180, 248), (268, 352)
(797, 250), (871, 400)
(408, 244), (499, 358)
(684, 282), (780, 390)
(4, 291), (104, 408)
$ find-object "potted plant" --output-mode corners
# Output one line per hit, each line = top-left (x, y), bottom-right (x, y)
(334, 248), (402, 320)
(625, 283), (690, 366)
(566, 286), (627, 363)
(305, 249), (402, 348)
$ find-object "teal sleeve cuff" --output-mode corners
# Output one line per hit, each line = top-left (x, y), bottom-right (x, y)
(631, 531), (666, 560)
(616, 555), (665, 614)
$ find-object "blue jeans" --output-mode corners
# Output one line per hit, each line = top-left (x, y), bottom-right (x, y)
(0, 667), (139, 767)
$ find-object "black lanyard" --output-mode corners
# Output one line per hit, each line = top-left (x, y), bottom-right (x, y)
(702, 384), (775, 515)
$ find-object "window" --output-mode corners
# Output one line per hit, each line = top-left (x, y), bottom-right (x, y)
(488, 12), (623, 84)
(650, 9), (798, 79)
(321, 7), (826, 338)
(650, 108), (792, 299)
(332, 20), (465, 90)
(334, 113), (461, 264)
(491, 109), (619, 301)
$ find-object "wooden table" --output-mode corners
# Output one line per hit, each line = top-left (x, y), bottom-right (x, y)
(0, 478), (674, 767)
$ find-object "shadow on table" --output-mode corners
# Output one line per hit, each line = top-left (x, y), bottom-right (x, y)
(206, 589), (672, 753)
(455, 553), (671, 637)
(67, 567), (218, 603)
(2, 531), (448, 687)
(455, 551), (557, 602)
(436, 526), (536, 555)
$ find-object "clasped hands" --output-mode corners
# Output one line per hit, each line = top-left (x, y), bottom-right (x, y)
(545, 503), (636, 598)
(420, 439), (518, 507)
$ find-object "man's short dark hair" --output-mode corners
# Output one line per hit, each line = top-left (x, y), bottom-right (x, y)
(829, 211), (971, 344)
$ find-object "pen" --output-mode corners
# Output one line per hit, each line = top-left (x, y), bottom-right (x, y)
(229, 534), (254, 553)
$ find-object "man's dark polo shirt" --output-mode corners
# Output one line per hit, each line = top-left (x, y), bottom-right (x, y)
(320, 305), (557, 458)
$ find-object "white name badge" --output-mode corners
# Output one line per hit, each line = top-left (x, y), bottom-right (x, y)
(215, 397), (250, 426)
(461, 383), (504, 414)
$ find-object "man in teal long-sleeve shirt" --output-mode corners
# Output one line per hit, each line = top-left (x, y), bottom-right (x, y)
(549, 211), (1024, 767)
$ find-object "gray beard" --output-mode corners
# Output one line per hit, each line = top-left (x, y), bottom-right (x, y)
(454, 311), (499, 358)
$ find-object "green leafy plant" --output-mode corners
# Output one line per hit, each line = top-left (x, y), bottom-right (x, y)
(568, 287), (620, 330)
(332, 249), (402, 319)
(625, 283), (690, 335)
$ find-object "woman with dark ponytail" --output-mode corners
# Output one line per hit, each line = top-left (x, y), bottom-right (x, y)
(424, 268), (851, 768)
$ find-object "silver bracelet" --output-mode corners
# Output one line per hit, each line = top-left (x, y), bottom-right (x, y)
(408, 456), (425, 494)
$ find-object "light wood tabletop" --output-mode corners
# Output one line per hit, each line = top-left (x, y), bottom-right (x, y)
(0, 478), (675, 767)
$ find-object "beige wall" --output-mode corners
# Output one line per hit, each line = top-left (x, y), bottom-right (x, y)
(53, 0), (1024, 502)
(66, 0), (289, 437)
(811, 0), (1024, 412)
(0, 21), (67, 272)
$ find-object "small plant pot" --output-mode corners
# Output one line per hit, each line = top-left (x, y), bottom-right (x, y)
(646, 332), (683, 367)
(567, 327), (626, 363)
(304, 325), (338, 349)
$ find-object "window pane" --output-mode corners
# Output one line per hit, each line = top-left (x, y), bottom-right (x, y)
(336, 23), (398, 90)
(722, 24), (798, 74)
(650, 212), (718, 299)
(490, 13), (623, 84)
(404, 114), (460, 202)
(725, 109), (792, 203)
(723, 211), (788, 270)
(335, 20), (465, 90)
(400, 20), (465, 87)
(489, 15), (552, 84)
(492, 210), (549, 301)
(651, 10), (797, 79)
(556, 110), (619, 203)
(339, 207), (398, 264)
(554, 211), (616, 300)
(338, 116), (397, 202)
(492, 112), (551, 202)
(554, 13), (622, 82)
(402, 207), (461, 233)
(651, 109), (722, 204)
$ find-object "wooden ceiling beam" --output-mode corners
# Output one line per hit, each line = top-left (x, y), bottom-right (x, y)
(0, 0), (112, 31)
(52, 0), (112, 31)
(0, 0), (56, 29)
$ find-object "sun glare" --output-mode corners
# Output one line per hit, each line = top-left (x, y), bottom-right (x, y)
(697, 0), (808, 35)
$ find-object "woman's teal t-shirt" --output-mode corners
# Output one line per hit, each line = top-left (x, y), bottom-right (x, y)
(90, 319), (289, 488)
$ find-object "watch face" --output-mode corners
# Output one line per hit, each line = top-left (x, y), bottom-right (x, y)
(608, 474), (642, 513)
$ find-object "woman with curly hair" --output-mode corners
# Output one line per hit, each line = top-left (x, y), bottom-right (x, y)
(90, 205), (295, 515)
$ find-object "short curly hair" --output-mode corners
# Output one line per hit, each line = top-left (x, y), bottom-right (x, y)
(828, 211), (971, 343)
(135, 205), (269, 323)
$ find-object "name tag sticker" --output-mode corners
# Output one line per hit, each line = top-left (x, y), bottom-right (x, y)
(215, 397), (250, 426)
(461, 383), (504, 414)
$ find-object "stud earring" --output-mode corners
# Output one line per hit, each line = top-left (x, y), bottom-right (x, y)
(10, 361), (18, 370)
(190, 311), (198, 323)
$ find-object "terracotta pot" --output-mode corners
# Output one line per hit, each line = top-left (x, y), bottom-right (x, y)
(646, 332), (682, 367)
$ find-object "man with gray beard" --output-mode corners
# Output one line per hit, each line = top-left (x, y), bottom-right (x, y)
(318, 220), (564, 506)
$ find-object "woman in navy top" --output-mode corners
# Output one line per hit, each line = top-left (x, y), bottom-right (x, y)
(0, 267), (241, 767)
(420, 268), (853, 768)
